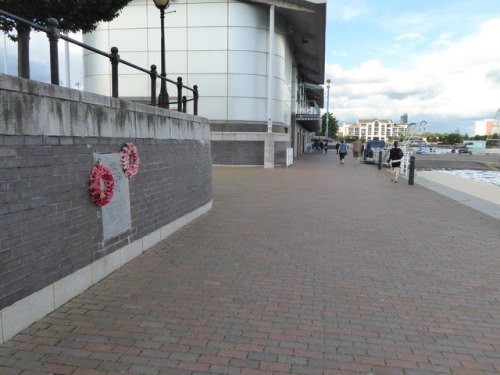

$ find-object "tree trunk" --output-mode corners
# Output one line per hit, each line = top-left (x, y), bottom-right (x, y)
(16, 23), (30, 79)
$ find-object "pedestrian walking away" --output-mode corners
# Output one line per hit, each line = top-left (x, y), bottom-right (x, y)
(335, 142), (340, 154)
(352, 137), (362, 165)
(324, 139), (328, 155)
(338, 140), (348, 165)
(387, 141), (404, 183)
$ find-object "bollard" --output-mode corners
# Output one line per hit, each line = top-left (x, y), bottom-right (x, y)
(47, 18), (60, 85)
(193, 85), (199, 116)
(409, 155), (415, 185)
(110, 47), (120, 98)
(177, 77), (183, 112)
(150, 65), (157, 106)
(378, 150), (382, 170)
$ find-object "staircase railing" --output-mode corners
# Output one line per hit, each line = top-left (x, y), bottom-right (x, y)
(0, 8), (199, 115)
(399, 121), (427, 176)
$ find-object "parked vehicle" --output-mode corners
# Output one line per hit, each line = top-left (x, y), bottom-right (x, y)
(364, 140), (386, 162)
(458, 145), (472, 154)
(458, 141), (486, 155)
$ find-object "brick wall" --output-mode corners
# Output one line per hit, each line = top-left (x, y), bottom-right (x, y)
(211, 141), (264, 165)
(0, 74), (212, 339)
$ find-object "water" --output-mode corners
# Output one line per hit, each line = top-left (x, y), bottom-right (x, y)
(437, 170), (500, 187)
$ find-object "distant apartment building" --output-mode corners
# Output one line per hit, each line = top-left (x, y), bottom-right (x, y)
(339, 119), (407, 141)
(81, 0), (327, 167)
(474, 119), (495, 136)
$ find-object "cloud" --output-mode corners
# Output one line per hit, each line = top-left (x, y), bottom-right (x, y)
(486, 69), (500, 86)
(340, 5), (368, 20)
(394, 32), (425, 45)
(430, 32), (453, 49)
(330, 0), (369, 21)
(328, 17), (500, 133)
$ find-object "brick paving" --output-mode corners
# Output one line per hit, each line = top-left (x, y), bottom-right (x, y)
(1, 153), (500, 375)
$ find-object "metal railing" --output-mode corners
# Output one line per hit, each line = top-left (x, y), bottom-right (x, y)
(0, 9), (199, 115)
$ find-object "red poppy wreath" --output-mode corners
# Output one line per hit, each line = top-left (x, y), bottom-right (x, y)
(121, 143), (140, 178)
(89, 164), (115, 206)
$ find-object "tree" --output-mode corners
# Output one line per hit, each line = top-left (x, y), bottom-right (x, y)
(0, 0), (132, 78)
(442, 133), (463, 145)
(321, 112), (338, 140)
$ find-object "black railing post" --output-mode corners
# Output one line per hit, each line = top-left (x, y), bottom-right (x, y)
(378, 150), (382, 170)
(177, 77), (183, 112)
(409, 155), (415, 185)
(110, 47), (119, 98)
(47, 18), (60, 85)
(150, 65), (157, 106)
(193, 85), (199, 116)
(182, 96), (187, 113)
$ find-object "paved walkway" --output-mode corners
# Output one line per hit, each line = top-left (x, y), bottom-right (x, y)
(1, 153), (500, 375)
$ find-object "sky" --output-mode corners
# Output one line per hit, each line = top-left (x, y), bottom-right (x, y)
(2, 0), (500, 135)
(326, 0), (500, 135)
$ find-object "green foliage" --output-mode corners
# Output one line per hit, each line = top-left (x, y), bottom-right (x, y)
(441, 133), (464, 144)
(321, 112), (338, 140)
(0, 0), (133, 35)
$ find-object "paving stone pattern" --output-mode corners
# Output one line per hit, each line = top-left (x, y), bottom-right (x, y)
(1, 153), (499, 374)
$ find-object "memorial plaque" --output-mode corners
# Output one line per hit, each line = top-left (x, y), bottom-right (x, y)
(94, 153), (132, 240)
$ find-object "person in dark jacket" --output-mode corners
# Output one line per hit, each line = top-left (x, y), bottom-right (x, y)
(387, 141), (404, 183)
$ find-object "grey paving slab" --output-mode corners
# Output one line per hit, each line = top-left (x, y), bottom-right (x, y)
(1, 153), (499, 375)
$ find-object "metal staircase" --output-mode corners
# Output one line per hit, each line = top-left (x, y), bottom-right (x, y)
(399, 121), (427, 176)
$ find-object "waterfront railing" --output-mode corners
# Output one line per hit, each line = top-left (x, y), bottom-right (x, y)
(0, 9), (199, 115)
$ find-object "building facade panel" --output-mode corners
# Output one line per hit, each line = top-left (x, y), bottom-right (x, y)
(340, 119), (406, 141)
(148, 50), (188, 75)
(109, 2), (149, 29)
(187, 2), (229, 27)
(148, 27), (188, 51)
(229, 3), (267, 27)
(190, 73), (228, 96)
(228, 74), (267, 98)
(198, 96), (228, 119)
(82, 0), (326, 166)
(228, 51), (268, 75)
(187, 50), (228, 73)
(228, 27), (269, 53)
(188, 27), (228, 50)
(228, 97), (267, 121)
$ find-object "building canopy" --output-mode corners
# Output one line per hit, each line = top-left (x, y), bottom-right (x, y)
(245, 0), (327, 107)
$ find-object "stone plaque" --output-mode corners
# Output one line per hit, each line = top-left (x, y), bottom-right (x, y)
(94, 153), (132, 240)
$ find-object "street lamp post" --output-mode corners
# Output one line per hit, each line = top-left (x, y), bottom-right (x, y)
(325, 79), (331, 140)
(153, 0), (170, 108)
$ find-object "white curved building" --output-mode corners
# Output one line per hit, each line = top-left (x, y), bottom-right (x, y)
(82, 0), (326, 166)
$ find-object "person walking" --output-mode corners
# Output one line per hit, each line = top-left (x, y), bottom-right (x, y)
(352, 137), (362, 165)
(338, 140), (348, 165)
(324, 139), (328, 155)
(335, 142), (340, 154)
(387, 141), (404, 183)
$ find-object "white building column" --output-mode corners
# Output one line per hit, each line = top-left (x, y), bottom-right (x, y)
(264, 5), (275, 169)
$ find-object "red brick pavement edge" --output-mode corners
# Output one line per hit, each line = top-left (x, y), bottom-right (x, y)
(1, 153), (499, 375)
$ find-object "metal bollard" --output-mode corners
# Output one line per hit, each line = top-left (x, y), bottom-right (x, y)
(110, 47), (119, 98)
(150, 65), (157, 106)
(47, 18), (60, 85)
(378, 151), (382, 170)
(409, 155), (415, 185)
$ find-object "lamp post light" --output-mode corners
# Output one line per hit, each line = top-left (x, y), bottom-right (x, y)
(153, 0), (170, 108)
(325, 79), (331, 140)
